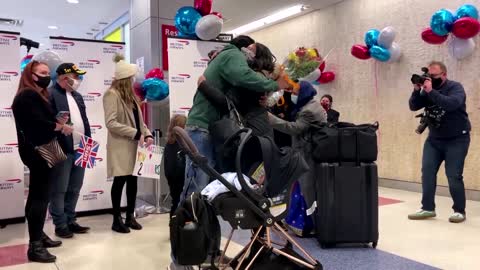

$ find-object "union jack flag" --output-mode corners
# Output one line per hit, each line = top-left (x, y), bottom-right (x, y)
(74, 136), (100, 169)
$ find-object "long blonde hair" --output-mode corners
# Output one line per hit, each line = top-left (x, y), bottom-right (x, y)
(167, 115), (187, 144)
(111, 77), (139, 108)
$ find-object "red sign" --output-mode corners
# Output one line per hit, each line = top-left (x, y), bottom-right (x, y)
(162, 25), (178, 71)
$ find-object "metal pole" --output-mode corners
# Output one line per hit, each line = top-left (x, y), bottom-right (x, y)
(150, 129), (169, 214)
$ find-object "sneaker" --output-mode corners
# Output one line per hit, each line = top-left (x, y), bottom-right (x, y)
(408, 209), (436, 220)
(68, 222), (90, 234)
(55, 226), (74, 238)
(449, 212), (466, 223)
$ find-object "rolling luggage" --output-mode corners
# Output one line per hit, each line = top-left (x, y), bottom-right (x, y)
(314, 163), (379, 248)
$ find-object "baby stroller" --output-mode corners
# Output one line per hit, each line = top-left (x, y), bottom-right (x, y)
(173, 127), (323, 270)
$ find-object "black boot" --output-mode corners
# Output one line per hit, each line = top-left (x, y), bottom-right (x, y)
(41, 232), (62, 248)
(27, 241), (56, 263)
(112, 215), (130, 234)
(125, 213), (142, 230)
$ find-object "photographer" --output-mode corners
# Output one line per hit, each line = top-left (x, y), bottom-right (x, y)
(408, 61), (471, 223)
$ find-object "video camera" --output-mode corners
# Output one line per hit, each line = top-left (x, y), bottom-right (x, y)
(415, 105), (446, 134)
(20, 37), (39, 53)
(411, 67), (430, 85)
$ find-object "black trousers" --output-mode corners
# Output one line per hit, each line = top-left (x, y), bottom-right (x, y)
(166, 174), (185, 217)
(111, 175), (138, 216)
(25, 159), (52, 242)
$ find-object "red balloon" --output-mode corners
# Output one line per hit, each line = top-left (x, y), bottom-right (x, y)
(211, 11), (223, 19)
(452, 17), (480, 39)
(133, 82), (145, 101)
(421, 28), (449, 45)
(319, 62), (326, 72)
(145, 68), (164, 80)
(194, 0), (213, 16)
(318, 71), (335, 84)
(351, 44), (371, 60)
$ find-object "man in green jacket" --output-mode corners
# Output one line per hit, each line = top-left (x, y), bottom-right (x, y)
(180, 35), (289, 201)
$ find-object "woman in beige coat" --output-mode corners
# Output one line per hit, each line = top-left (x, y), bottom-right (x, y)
(104, 55), (153, 233)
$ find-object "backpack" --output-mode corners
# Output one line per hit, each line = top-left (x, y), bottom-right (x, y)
(170, 192), (221, 267)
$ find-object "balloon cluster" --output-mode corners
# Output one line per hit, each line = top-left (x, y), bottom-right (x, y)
(20, 55), (34, 73)
(284, 47), (335, 85)
(421, 4), (479, 60)
(134, 68), (169, 102)
(351, 26), (401, 62)
(174, 0), (224, 41)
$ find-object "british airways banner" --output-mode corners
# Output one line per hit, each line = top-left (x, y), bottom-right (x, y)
(0, 31), (24, 221)
(167, 37), (227, 117)
(50, 37), (126, 212)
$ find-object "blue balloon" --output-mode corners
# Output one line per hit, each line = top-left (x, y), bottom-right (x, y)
(142, 78), (169, 101)
(364, 29), (380, 48)
(456, 4), (479, 20)
(20, 59), (31, 73)
(175, 6), (202, 36)
(430, 9), (455, 36)
(369, 45), (391, 62)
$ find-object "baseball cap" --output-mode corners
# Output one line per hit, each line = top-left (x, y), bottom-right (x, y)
(56, 63), (87, 76)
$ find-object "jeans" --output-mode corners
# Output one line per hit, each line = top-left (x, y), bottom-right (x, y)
(421, 134), (470, 214)
(179, 127), (215, 204)
(49, 154), (85, 228)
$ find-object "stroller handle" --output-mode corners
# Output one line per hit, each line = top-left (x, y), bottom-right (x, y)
(173, 127), (199, 157)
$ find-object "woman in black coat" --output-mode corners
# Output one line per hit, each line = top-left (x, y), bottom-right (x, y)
(164, 115), (187, 217)
(12, 61), (73, 263)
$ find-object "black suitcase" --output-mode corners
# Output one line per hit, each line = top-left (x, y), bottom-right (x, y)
(314, 163), (379, 248)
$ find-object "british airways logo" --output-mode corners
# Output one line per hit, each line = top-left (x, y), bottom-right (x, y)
(0, 179), (21, 191)
(82, 92), (102, 102)
(52, 41), (75, 52)
(83, 190), (104, 201)
(0, 108), (13, 118)
(194, 58), (209, 68)
(104, 79), (113, 86)
(0, 143), (17, 154)
(0, 71), (19, 81)
(103, 45), (124, 54)
(90, 124), (103, 134)
(171, 74), (191, 83)
(0, 35), (18, 45)
(169, 40), (190, 50)
(79, 60), (100, 69)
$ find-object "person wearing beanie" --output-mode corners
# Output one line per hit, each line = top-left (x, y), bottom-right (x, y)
(103, 54), (153, 233)
(320, 94), (340, 124)
(269, 81), (327, 236)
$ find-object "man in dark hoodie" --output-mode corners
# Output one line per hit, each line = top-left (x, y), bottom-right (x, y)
(180, 36), (290, 201)
(408, 61), (471, 223)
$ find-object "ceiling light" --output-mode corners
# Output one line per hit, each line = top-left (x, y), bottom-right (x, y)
(48, 25), (58, 30)
(67, 0), (79, 3)
(228, 5), (307, 35)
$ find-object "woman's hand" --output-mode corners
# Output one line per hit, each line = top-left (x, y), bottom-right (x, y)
(61, 125), (74, 136)
(55, 123), (63, 131)
(145, 137), (154, 147)
(57, 116), (69, 125)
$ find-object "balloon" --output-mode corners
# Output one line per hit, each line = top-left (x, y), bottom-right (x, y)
(143, 78), (169, 101)
(319, 61), (326, 72)
(452, 17), (480, 39)
(456, 4), (479, 20)
(211, 11), (223, 19)
(195, 14), (223, 40)
(299, 69), (321, 83)
(194, 0), (213, 16)
(175, 6), (202, 36)
(377, 26), (396, 49)
(32, 50), (62, 74)
(318, 71), (335, 84)
(145, 68), (164, 80)
(388, 42), (402, 62)
(421, 28), (449, 44)
(133, 82), (145, 101)
(20, 54), (33, 73)
(430, 9), (455, 36)
(364, 29), (380, 48)
(448, 37), (476, 60)
(369, 45), (391, 62)
(351, 44), (371, 60)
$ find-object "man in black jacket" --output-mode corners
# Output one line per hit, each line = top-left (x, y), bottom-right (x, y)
(408, 61), (471, 223)
(48, 63), (91, 238)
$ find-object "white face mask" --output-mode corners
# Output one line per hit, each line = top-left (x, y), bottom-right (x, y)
(291, 94), (298, 104)
(68, 78), (81, 91)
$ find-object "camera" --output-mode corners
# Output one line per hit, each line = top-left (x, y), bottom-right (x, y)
(415, 105), (446, 134)
(411, 67), (430, 85)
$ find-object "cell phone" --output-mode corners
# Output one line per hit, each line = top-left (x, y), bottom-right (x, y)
(56, 111), (70, 119)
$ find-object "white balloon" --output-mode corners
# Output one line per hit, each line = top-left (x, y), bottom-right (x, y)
(388, 42), (402, 62)
(195, 15), (223, 41)
(299, 69), (321, 83)
(378, 26), (396, 49)
(448, 37), (476, 60)
(32, 50), (63, 74)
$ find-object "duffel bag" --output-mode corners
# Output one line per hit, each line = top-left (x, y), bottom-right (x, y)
(308, 121), (379, 163)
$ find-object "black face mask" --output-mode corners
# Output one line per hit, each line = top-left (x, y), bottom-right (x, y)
(33, 73), (51, 89)
(431, 77), (444, 89)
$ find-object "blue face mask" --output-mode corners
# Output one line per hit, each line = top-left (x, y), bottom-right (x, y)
(291, 94), (298, 104)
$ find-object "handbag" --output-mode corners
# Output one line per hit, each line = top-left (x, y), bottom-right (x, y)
(35, 138), (67, 168)
(309, 121), (379, 163)
(209, 97), (244, 144)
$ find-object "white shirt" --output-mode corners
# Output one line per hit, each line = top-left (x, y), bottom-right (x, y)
(66, 91), (85, 149)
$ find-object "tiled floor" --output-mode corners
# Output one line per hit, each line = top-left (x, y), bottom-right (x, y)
(1, 187), (479, 270)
